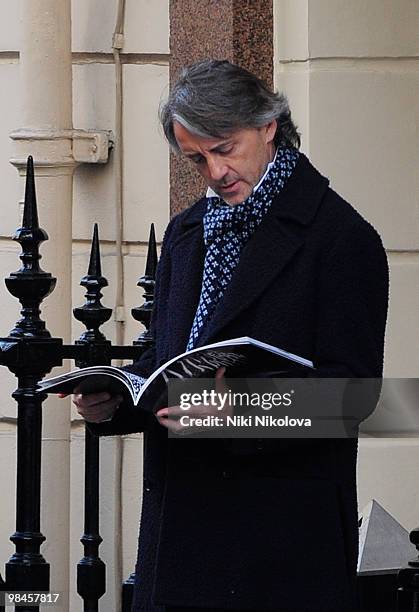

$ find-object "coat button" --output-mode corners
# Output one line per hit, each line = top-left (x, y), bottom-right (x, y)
(144, 479), (152, 492)
(230, 589), (236, 595)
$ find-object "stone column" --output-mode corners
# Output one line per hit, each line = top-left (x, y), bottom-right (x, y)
(169, 0), (273, 215)
(9, 0), (74, 606)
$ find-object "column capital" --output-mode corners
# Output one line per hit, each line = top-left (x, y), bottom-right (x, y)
(9, 128), (113, 176)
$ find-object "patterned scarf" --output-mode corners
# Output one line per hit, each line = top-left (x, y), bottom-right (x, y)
(186, 147), (299, 351)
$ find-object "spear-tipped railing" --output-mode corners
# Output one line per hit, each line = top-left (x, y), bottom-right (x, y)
(0, 157), (158, 610)
(0, 156), (60, 611)
(74, 223), (112, 612)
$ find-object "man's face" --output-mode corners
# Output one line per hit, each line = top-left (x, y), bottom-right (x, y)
(173, 120), (277, 205)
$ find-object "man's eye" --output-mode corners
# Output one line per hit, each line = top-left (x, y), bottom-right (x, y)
(191, 155), (205, 164)
(218, 146), (233, 155)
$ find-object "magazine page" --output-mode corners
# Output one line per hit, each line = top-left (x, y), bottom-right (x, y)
(135, 337), (314, 409)
(36, 365), (147, 404)
(37, 337), (313, 409)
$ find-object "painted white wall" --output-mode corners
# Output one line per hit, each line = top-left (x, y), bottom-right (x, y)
(0, 0), (169, 609)
(274, 0), (419, 532)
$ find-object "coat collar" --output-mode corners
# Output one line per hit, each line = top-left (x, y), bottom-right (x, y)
(169, 154), (329, 353)
(178, 154), (329, 231)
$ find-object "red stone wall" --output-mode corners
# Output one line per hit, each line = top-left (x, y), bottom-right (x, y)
(169, 0), (273, 215)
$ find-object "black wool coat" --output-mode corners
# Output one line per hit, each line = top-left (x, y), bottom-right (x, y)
(91, 154), (389, 612)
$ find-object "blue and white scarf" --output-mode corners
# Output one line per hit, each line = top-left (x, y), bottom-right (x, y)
(186, 147), (299, 351)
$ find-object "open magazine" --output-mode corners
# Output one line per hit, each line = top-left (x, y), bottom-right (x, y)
(37, 336), (314, 410)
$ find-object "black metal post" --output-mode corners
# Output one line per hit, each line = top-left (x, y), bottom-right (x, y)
(0, 157), (63, 611)
(398, 528), (419, 611)
(74, 224), (112, 612)
(122, 224), (158, 611)
(0, 160), (91, 609)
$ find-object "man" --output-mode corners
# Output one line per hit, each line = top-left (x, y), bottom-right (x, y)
(74, 60), (388, 611)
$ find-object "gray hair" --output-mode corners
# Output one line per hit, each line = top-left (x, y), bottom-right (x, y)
(159, 59), (300, 151)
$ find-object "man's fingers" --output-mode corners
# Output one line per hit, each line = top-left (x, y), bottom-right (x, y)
(156, 404), (219, 418)
(73, 393), (123, 423)
(156, 406), (190, 434)
(155, 367), (230, 431)
(156, 405), (182, 418)
(157, 415), (182, 432)
(59, 391), (113, 406)
(157, 414), (194, 435)
(75, 400), (121, 423)
(215, 366), (228, 393)
(157, 404), (221, 418)
(73, 391), (112, 408)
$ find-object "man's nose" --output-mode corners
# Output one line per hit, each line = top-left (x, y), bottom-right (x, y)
(206, 155), (227, 181)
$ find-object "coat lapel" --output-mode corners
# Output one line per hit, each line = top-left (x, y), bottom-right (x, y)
(170, 154), (330, 351)
(168, 199), (206, 356)
(196, 214), (304, 347)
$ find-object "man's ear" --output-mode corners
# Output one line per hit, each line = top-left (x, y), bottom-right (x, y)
(265, 119), (277, 145)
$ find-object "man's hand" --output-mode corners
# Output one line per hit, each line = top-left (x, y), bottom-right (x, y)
(155, 367), (232, 435)
(59, 387), (124, 423)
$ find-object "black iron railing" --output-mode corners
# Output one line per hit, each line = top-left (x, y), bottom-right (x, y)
(0, 157), (156, 611)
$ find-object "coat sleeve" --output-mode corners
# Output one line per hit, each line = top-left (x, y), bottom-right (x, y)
(313, 217), (389, 379)
(280, 218), (389, 438)
(308, 217), (389, 431)
(87, 214), (180, 436)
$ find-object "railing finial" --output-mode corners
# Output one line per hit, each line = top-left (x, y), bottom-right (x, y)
(131, 223), (158, 346)
(22, 155), (39, 230)
(73, 223), (112, 346)
(88, 223), (102, 277)
(5, 156), (56, 338)
(144, 222), (157, 277)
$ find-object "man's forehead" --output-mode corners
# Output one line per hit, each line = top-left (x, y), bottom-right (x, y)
(172, 122), (257, 157)
(173, 121), (232, 150)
